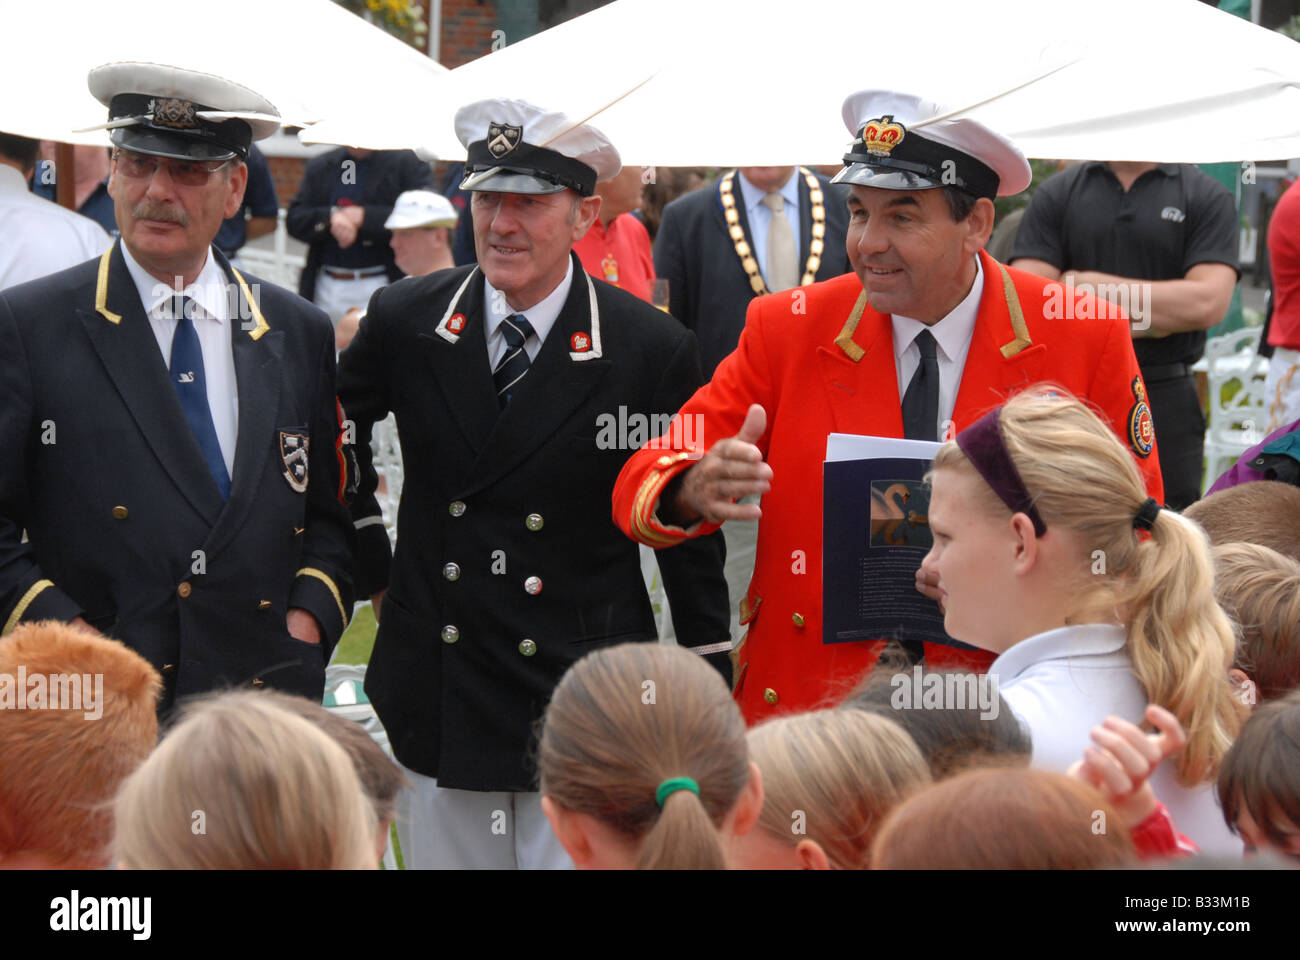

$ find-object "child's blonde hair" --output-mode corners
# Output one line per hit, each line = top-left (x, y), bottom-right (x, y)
(1211, 542), (1300, 702)
(748, 709), (931, 868)
(114, 690), (378, 869)
(871, 767), (1137, 869)
(931, 388), (1245, 784)
(538, 642), (750, 870)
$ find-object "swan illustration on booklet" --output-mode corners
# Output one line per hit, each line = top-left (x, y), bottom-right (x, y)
(822, 434), (976, 651)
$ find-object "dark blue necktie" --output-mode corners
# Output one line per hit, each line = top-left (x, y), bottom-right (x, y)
(493, 314), (535, 407)
(169, 296), (231, 498)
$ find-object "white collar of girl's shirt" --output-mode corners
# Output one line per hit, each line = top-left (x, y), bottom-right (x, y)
(990, 622), (1128, 683)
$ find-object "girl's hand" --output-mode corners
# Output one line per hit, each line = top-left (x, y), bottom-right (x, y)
(1067, 704), (1186, 828)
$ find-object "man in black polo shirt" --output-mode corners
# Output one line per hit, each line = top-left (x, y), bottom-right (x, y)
(1011, 161), (1238, 508)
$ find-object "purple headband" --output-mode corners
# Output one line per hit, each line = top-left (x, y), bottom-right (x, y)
(954, 407), (1047, 537)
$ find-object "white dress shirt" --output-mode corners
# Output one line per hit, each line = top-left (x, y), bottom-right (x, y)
(993, 622), (1240, 856)
(736, 169), (801, 288)
(120, 243), (239, 476)
(0, 164), (111, 292)
(483, 256), (574, 368)
(890, 254), (983, 440)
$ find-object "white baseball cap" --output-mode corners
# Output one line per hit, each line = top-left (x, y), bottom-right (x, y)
(385, 190), (459, 230)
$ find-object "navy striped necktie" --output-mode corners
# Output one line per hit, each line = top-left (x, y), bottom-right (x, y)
(169, 296), (231, 498)
(493, 314), (535, 407)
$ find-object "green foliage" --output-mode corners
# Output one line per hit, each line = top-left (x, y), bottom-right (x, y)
(994, 157), (1061, 225)
(333, 0), (428, 48)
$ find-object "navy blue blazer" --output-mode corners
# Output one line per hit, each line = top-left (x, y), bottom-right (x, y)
(654, 170), (851, 378)
(286, 147), (435, 302)
(0, 242), (355, 710)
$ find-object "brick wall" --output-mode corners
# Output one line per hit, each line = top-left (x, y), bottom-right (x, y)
(440, 0), (499, 68)
(267, 156), (307, 207)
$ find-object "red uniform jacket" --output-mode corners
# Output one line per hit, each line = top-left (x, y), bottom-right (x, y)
(613, 250), (1164, 723)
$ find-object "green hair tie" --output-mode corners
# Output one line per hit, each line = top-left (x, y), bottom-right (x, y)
(655, 776), (700, 807)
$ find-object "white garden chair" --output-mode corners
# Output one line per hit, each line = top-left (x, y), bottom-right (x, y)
(1195, 326), (1270, 489)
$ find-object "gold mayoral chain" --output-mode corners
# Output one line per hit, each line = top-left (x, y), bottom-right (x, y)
(719, 167), (826, 296)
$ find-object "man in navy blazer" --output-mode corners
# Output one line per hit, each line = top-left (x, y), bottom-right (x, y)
(654, 166), (851, 379)
(287, 145), (435, 321)
(0, 62), (353, 712)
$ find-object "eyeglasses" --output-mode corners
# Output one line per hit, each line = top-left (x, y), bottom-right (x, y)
(113, 150), (234, 187)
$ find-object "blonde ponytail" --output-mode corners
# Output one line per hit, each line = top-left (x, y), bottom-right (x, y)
(538, 642), (750, 870)
(932, 388), (1246, 785)
(1120, 508), (1243, 783)
(636, 786), (728, 870)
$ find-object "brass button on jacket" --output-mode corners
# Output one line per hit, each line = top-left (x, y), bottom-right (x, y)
(518, 638), (537, 657)
(763, 687), (778, 705)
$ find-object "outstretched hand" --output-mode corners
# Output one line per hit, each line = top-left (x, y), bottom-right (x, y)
(666, 404), (772, 526)
(1067, 704), (1187, 828)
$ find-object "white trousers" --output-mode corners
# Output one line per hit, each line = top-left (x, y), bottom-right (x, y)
(1265, 347), (1300, 432)
(721, 508), (760, 651)
(314, 272), (388, 327)
(394, 762), (573, 870)
(639, 544), (676, 644)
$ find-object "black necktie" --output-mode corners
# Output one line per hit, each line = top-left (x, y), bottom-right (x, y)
(493, 314), (535, 407)
(901, 329), (940, 442)
(168, 296), (231, 498)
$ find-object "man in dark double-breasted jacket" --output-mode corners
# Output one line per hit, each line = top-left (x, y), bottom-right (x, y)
(287, 145), (435, 323)
(0, 63), (354, 713)
(338, 98), (731, 869)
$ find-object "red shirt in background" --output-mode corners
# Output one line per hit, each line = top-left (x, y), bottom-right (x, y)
(1268, 178), (1300, 350)
(574, 212), (655, 303)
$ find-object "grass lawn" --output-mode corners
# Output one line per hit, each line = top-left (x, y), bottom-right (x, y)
(333, 602), (377, 666)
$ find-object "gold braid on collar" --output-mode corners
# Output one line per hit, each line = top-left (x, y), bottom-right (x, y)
(719, 167), (826, 296)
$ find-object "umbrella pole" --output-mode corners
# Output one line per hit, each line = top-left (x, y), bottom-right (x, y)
(55, 142), (76, 211)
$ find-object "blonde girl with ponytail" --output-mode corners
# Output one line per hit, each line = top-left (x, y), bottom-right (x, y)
(538, 642), (763, 869)
(921, 388), (1247, 853)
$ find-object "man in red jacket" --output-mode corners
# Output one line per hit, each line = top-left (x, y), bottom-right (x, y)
(612, 89), (1165, 724)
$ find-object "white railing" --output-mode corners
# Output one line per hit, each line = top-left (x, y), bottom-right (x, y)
(371, 414), (403, 548)
(234, 209), (305, 291)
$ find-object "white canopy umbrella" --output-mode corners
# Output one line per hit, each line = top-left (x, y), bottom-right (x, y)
(0, 0), (447, 148)
(299, 0), (1300, 166)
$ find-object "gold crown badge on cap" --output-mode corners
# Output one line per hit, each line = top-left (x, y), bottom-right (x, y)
(861, 115), (906, 156)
